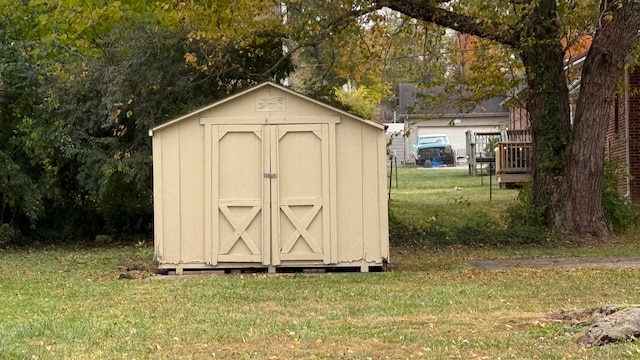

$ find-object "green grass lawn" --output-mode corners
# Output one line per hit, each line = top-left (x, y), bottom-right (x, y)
(2, 168), (638, 359)
(388, 167), (516, 215)
(2, 242), (640, 359)
(388, 167), (535, 246)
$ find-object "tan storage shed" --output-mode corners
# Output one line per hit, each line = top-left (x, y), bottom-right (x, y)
(150, 82), (389, 273)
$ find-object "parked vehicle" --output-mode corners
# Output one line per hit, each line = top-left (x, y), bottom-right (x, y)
(412, 134), (456, 167)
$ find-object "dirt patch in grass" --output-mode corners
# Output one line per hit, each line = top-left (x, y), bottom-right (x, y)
(547, 306), (620, 324)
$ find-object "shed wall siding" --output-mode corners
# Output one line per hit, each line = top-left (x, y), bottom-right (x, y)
(335, 119), (388, 262)
(154, 117), (206, 264)
(158, 126), (180, 263)
(178, 119), (205, 263)
(363, 122), (388, 261)
(336, 118), (365, 261)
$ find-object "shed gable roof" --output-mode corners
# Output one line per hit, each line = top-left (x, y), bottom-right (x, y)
(151, 82), (384, 134)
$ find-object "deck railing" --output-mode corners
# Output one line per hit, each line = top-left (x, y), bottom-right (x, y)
(495, 141), (532, 174)
(466, 130), (532, 177)
(501, 129), (532, 142)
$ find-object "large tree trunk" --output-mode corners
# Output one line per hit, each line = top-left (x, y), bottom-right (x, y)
(558, 0), (640, 236)
(518, 0), (573, 230)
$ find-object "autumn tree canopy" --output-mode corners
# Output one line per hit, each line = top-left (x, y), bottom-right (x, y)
(368, 0), (640, 237)
(1, 0), (639, 243)
(0, 0), (291, 241)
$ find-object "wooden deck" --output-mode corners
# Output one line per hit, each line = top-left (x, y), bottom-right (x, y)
(466, 130), (532, 187)
(495, 141), (532, 188)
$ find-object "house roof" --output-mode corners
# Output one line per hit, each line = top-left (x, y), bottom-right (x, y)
(398, 83), (508, 117)
(151, 81), (384, 134)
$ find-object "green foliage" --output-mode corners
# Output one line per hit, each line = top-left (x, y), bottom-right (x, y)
(602, 156), (639, 233)
(0, 24), (48, 238)
(502, 186), (547, 242)
(504, 186), (544, 228)
(0, 223), (14, 246)
(0, 151), (44, 225)
(0, 1), (293, 243)
(389, 207), (546, 247)
(483, 137), (500, 157)
(287, 4), (445, 112)
(333, 83), (391, 119)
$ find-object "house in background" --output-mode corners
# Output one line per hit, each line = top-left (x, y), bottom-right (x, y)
(606, 66), (640, 203)
(397, 83), (510, 164)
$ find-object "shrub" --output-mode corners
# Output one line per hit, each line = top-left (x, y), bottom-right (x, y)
(389, 205), (547, 248)
(0, 223), (14, 246)
(602, 156), (639, 233)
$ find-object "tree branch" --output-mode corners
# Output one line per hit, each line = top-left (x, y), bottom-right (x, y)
(257, 5), (383, 78)
(377, 0), (520, 48)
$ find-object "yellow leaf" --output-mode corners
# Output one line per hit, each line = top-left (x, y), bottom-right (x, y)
(184, 52), (197, 64)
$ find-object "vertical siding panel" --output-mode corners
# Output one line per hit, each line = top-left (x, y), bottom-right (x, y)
(152, 134), (164, 262)
(377, 128), (390, 260)
(361, 124), (380, 261)
(336, 120), (364, 261)
(328, 122), (338, 263)
(263, 124), (272, 265)
(269, 125), (279, 265)
(298, 94), (315, 115)
(161, 128), (181, 263)
(321, 124), (331, 264)
(203, 122), (213, 265)
(179, 121), (205, 263)
(211, 125), (220, 264)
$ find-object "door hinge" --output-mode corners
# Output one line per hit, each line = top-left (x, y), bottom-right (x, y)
(264, 172), (277, 178)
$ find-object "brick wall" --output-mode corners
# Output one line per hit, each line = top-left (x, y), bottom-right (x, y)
(509, 106), (529, 130)
(629, 68), (640, 203)
(606, 89), (628, 196)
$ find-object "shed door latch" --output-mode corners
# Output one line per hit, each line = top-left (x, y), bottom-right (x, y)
(264, 172), (277, 178)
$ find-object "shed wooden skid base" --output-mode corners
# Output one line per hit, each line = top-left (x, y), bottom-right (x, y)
(159, 261), (385, 275)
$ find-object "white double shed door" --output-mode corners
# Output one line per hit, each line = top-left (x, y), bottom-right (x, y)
(201, 117), (337, 267)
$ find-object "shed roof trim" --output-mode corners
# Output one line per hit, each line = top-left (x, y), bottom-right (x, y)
(151, 81), (384, 133)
